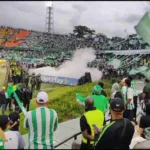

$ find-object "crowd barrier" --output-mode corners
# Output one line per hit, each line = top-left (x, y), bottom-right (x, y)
(40, 72), (92, 86)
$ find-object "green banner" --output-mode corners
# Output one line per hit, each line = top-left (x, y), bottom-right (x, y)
(13, 92), (27, 116)
(135, 12), (150, 45)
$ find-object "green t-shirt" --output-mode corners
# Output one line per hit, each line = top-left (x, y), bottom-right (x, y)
(88, 95), (109, 113)
(0, 138), (4, 149)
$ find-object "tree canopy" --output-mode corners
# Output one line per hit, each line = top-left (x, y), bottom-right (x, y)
(73, 25), (95, 38)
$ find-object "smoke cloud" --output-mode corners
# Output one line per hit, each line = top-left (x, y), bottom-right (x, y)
(29, 48), (102, 81)
(111, 59), (121, 69)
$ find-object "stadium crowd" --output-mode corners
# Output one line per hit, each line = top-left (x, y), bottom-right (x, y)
(0, 26), (150, 149)
(0, 76), (150, 149)
(0, 26), (150, 79)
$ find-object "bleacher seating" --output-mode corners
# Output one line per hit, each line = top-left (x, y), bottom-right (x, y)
(0, 25), (149, 52)
(14, 30), (30, 40)
(4, 40), (22, 47)
(0, 39), (4, 46)
(0, 28), (7, 38)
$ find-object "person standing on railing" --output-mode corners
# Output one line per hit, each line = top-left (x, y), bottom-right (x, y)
(80, 98), (104, 149)
(24, 91), (58, 149)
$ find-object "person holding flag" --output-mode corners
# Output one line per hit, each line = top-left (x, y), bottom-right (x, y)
(76, 85), (109, 114)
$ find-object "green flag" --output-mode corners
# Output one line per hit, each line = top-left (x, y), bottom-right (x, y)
(13, 92), (27, 116)
(135, 12), (150, 45)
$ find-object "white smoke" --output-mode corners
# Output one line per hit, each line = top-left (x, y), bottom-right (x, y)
(108, 59), (121, 69)
(29, 48), (102, 81)
(112, 59), (121, 69)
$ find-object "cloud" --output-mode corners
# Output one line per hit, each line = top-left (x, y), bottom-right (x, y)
(123, 14), (142, 23)
(0, 1), (148, 37)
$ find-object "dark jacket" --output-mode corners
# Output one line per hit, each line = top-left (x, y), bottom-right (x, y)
(101, 90), (107, 97)
(0, 91), (6, 105)
(11, 89), (23, 106)
(22, 87), (32, 103)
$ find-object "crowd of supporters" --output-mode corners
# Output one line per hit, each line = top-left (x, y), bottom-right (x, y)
(0, 26), (150, 78)
(0, 26), (150, 52)
(0, 76), (150, 149)
(0, 25), (150, 149)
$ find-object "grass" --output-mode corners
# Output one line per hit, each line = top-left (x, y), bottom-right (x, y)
(0, 62), (120, 135)
(19, 79), (114, 135)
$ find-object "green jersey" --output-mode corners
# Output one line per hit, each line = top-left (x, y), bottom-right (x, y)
(0, 138), (4, 149)
(89, 95), (109, 113)
(76, 93), (109, 113)
(24, 107), (58, 149)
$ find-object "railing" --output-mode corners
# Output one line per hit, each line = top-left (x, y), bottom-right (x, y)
(54, 118), (111, 148)
(54, 131), (81, 148)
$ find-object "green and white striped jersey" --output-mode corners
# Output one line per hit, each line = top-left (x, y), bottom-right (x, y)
(0, 138), (4, 149)
(131, 80), (138, 96)
(24, 107), (58, 149)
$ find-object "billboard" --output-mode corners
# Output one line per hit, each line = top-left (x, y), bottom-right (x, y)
(41, 75), (79, 86)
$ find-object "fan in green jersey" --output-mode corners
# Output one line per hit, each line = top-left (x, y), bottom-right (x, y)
(76, 85), (109, 113)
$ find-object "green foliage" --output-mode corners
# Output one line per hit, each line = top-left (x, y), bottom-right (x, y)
(19, 80), (113, 135)
(73, 25), (95, 38)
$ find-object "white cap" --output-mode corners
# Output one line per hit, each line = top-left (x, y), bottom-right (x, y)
(36, 92), (48, 104)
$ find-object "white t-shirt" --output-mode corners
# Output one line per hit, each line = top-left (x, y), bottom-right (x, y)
(127, 87), (134, 110)
(4, 131), (19, 149)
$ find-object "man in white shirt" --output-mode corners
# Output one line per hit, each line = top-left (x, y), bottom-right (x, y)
(124, 78), (135, 121)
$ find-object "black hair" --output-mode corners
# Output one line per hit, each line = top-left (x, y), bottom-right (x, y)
(125, 78), (131, 87)
(0, 115), (9, 131)
(146, 101), (150, 115)
(145, 78), (150, 83)
(98, 81), (104, 88)
(128, 75), (133, 81)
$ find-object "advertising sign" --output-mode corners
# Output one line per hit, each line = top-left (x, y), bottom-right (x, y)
(41, 75), (79, 86)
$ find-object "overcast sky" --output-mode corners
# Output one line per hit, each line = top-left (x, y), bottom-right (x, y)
(0, 1), (149, 38)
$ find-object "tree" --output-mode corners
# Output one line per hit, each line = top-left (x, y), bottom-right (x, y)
(73, 25), (95, 38)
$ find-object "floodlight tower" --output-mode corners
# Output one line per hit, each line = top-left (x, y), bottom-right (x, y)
(45, 1), (54, 34)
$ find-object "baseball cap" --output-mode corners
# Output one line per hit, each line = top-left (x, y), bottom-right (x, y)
(36, 92), (48, 104)
(110, 98), (125, 112)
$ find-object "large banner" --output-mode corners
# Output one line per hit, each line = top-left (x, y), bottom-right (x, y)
(135, 12), (150, 45)
(41, 75), (79, 86)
